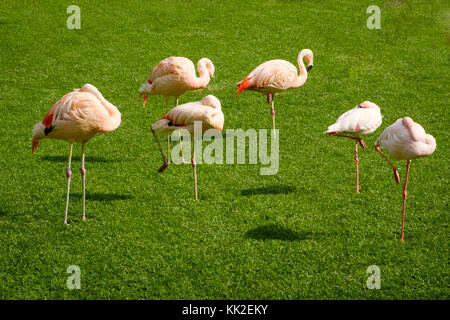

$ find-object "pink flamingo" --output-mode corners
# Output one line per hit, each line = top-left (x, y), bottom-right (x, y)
(151, 95), (224, 200)
(140, 57), (215, 163)
(31, 84), (121, 224)
(325, 101), (383, 193)
(235, 49), (314, 137)
(375, 117), (436, 242)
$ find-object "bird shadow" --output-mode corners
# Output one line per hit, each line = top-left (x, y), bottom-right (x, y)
(245, 224), (313, 242)
(240, 185), (296, 196)
(68, 192), (133, 202)
(0, 210), (8, 216)
(41, 155), (118, 163)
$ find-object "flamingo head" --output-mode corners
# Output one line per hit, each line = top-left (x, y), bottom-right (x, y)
(299, 49), (314, 72)
(201, 95), (221, 109)
(31, 122), (45, 154)
(32, 139), (39, 154)
(358, 101), (380, 110)
(139, 81), (152, 106)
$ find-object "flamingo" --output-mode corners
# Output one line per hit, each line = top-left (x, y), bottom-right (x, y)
(140, 56), (215, 164)
(150, 95), (224, 200)
(31, 84), (121, 224)
(324, 101), (383, 193)
(235, 49), (314, 138)
(375, 117), (436, 242)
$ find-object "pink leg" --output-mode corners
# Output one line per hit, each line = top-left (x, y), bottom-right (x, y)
(400, 160), (411, 242)
(375, 145), (400, 184)
(327, 133), (367, 149)
(355, 141), (360, 193)
(151, 128), (169, 173)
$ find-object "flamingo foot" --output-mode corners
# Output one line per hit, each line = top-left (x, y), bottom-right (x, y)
(158, 161), (169, 173)
(359, 139), (368, 149)
(81, 216), (86, 221)
(63, 220), (69, 225)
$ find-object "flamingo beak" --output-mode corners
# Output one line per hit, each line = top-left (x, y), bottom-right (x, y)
(32, 139), (39, 154)
(142, 96), (148, 106)
(307, 65), (313, 72)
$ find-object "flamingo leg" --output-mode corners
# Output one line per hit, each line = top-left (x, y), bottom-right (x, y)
(400, 160), (411, 242)
(191, 136), (198, 200)
(271, 100), (276, 139)
(63, 143), (73, 225)
(266, 93), (276, 139)
(178, 130), (185, 164)
(374, 145), (401, 184)
(175, 97), (185, 164)
(327, 133), (367, 149)
(151, 128), (169, 173)
(80, 142), (86, 221)
(355, 140), (360, 193)
(165, 97), (170, 165)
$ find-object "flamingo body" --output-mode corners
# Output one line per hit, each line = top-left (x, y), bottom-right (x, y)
(151, 95), (224, 135)
(236, 49), (313, 96)
(375, 117), (436, 160)
(325, 101), (382, 137)
(32, 84), (121, 148)
(140, 56), (215, 102)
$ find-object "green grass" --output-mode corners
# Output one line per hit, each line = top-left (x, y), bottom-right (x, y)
(0, 0), (449, 299)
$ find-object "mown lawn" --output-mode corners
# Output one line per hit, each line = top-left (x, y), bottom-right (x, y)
(0, 0), (448, 299)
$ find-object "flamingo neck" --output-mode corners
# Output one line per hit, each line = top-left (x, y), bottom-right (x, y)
(192, 63), (210, 89)
(295, 52), (308, 88)
(88, 87), (119, 118)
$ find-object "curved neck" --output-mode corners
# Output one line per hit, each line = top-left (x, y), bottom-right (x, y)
(85, 86), (120, 118)
(295, 53), (308, 88)
(192, 63), (211, 89)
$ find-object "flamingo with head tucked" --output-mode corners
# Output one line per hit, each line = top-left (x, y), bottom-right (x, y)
(151, 95), (224, 200)
(325, 101), (383, 193)
(32, 84), (121, 224)
(375, 117), (436, 242)
(140, 56), (215, 163)
(236, 49), (314, 137)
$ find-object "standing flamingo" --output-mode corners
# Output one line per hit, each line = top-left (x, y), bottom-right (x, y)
(324, 101), (383, 193)
(31, 84), (121, 224)
(375, 117), (436, 242)
(140, 56), (215, 164)
(150, 95), (224, 200)
(235, 49), (314, 138)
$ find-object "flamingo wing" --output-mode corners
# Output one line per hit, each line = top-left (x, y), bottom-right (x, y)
(43, 91), (108, 133)
(326, 107), (381, 135)
(237, 60), (298, 95)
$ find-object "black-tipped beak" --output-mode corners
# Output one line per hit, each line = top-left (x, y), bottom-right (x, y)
(307, 65), (313, 72)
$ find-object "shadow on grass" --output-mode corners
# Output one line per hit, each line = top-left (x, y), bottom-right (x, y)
(41, 155), (119, 163)
(0, 211), (8, 216)
(245, 224), (312, 241)
(67, 192), (133, 201)
(240, 185), (296, 196)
